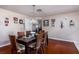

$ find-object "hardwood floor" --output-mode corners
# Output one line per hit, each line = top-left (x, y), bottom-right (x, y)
(45, 39), (79, 54)
(0, 45), (11, 54)
(0, 39), (78, 54)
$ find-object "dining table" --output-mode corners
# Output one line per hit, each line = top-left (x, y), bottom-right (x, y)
(16, 36), (36, 54)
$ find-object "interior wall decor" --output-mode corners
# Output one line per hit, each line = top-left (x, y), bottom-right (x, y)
(19, 19), (23, 24)
(4, 17), (9, 26)
(60, 21), (63, 29)
(69, 20), (74, 26)
(51, 19), (55, 27)
(43, 20), (49, 27)
(13, 17), (18, 24)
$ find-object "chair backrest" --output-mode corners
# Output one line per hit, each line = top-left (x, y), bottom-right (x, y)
(43, 32), (48, 46)
(43, 32), (47, 42)
(17, 32), (25, 38)
(9, 35), (17, 54)
(26, 31), (31, 37)
(36, 32), (44, 49)
(39, 30), (45, 39)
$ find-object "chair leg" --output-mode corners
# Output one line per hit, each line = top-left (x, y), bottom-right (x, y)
(36, 50), (38, 54)
(28, 48), (33, 54)
(28, 48), (36, 54)
(40, 45), (45, 54)
(36, 48), (41, 54)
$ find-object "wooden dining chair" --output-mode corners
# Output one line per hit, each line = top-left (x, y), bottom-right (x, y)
(9, 35), (25, 54)
(17, 32), (25, 39)
(28, 32), (44, 54)
(26, 31), (31, 37)
(37, 30), (48, 46)
(43, 32), (48, 47)
(41, 31), (48, 53)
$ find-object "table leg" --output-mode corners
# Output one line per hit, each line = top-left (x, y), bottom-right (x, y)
(25, 44), (30, 54)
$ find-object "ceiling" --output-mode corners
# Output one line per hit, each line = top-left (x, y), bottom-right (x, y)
(0, 5), (79, 17)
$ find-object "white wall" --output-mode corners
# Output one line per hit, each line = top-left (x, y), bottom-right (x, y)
(0, 8), (29, 47)
(42, 12), (79, 50)
(25, 19), (32, 31)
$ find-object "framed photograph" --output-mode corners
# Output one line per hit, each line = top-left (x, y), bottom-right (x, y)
(19, 19), (23, 24)
(5, 23), (8, 26)
(60, 21), (63, 29)
(5, 17), (9, 20)
(70, 20), (74, 26)
(51, 19), (55, 27)
(5, 21), (9, 23)
(43, 20), (49, 26)
(13, 17), (18, 24)
(4, 17), (9, 26)
(5, 17), (9, 23)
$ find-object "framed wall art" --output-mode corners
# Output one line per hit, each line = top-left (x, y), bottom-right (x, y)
(19, 19), (23, 24)
(13, 17), (18, 24)
(69, 20), (74, 26)
(5, 24), (8, 26)
(51, 19), (55, 27)
(60, 21), (63, 29)
(4, 17), (9, 26)
(43, 20), (49, 27)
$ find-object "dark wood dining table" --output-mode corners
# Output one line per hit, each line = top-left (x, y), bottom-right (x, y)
(16, 36), (36, 54)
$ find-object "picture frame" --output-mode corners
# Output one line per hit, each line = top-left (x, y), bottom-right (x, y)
(13, 17), (18, 24)
(5, 23), (8, 26)
(5, 17), (9, 23)
(60, 21), (63, 29)
(4, 17), (9, 26)
(5, 17), (9, 20)
(43, 20), (49, 26)
(70, 20), (74, 26)
(19, 19), (23, 24)
(51, 19), (55, 27)
(5, 21), (9, 23)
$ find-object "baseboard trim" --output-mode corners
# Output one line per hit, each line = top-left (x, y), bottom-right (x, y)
(48, 38), (73, 43)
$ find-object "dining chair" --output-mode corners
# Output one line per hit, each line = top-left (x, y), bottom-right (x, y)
(41, 31), (48, 53)
(9, 35), (25, 54)
(17, 32), (25, 39)
(28, 32), (44, 54)
(43, 32), (48, 47)
(26, 31), (31, 37)
(37, 30), (48, 53)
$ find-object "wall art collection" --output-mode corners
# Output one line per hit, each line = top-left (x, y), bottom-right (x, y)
(13, 17), (24, 24)
(43, 18), (75, 29)
(3, 17), (24, 27)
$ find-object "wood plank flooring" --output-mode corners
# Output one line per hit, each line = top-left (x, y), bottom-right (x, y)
(0, 45), (11, 54)
(0, 39), (78, 54)
(45, 39), (78, 54)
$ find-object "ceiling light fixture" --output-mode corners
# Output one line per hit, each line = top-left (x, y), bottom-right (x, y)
(32, 5), (37, 24)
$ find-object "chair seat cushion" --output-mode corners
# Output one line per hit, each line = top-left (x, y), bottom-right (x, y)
(29, 42), (41, 50)
(29, 42), (36, 48)
(18, 44), (25, 50)
(16, 44), (25, 53)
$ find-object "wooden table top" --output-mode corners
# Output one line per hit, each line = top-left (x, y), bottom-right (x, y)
(17, 36), (36, 43)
